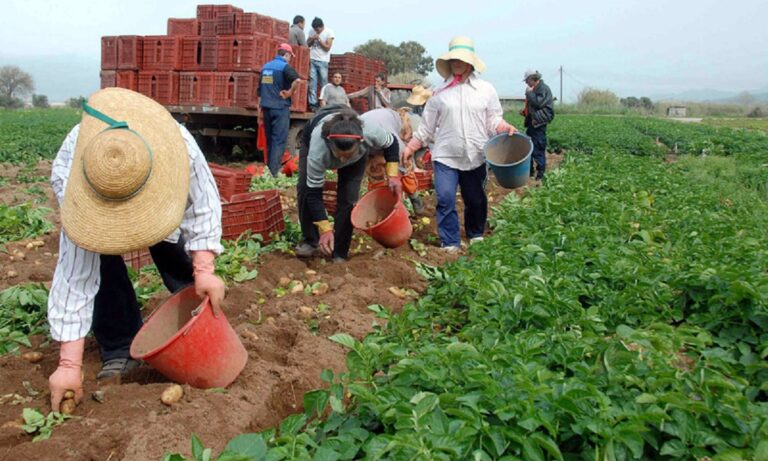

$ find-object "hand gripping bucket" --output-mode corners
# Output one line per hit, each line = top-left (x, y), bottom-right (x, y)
(130, 285), (247, 388)
(484, 133), (534, 188)
(351, 187), (412, 248)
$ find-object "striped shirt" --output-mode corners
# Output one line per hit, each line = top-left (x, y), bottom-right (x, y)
(48, 123), (223, 342)
(414, 74), (504, 171)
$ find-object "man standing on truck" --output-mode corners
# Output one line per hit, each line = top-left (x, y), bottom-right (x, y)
(258, 43), (303, 177)
(521, 69), (554, 180)
(306, 17), (335, 111)
(288, 15), (306, 47)
(319, 72), (350, 107)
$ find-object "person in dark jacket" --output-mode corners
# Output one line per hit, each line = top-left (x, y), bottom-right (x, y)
(258, 43), (302, 176)
(521, 70), (554, 180)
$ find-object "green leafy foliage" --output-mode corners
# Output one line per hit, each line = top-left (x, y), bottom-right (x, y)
(0, 108), (80, 164)
(21, 407), (71, 441)
(0, 202), (53, 243)
(0, 283), (48, 355)
(249, 173), (297, 191)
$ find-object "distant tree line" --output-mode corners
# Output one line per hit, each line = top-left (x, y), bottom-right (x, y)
(353, 39), (434, 78)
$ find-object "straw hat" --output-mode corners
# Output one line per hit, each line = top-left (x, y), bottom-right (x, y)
(436, 36), (486, 79)
(406, 85), (433, 106)
(62, 88), (190, 255)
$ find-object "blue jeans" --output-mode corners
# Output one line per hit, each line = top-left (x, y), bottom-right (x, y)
(308, 59), (329, 106)
(526, 124), (547, 179)
(262, 107), (290, 177)
(433, 161), (488, 247)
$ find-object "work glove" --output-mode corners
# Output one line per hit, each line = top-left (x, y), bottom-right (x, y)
(49, 338), (84, 413)
(319, 230), (334, 256)
(192, 250), (225, 317)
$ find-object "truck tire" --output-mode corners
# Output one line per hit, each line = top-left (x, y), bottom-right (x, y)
(286, 120), (307, 156)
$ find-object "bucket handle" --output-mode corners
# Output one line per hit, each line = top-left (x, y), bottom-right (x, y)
(182, 296), (211, 336)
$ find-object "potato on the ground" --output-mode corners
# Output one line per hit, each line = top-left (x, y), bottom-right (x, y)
(160, 384), (184, 406)
(21, 352), (43, 363)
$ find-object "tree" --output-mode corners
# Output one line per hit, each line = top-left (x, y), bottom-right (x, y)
(578, 88), (619, 107)
(0, 95), (23, 109)
(32, 94), (49, 108)
(354, 39), (433, 77)
(620, 96), (640, 108)
(639, 97), (654, 111)
(66, 96), (86, 109)
(0, 66), (34, 101)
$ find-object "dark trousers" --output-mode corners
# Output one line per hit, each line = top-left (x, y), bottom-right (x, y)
(526, 124), (548, 179)
(297, 142), (366, 259)
(433, 161), (488, 247)
(262, 107), (291, 177)
(92, 238), (194, 361)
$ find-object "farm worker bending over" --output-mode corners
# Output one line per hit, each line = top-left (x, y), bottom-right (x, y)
(362, 107), (425, 214)
(47, 88), (225, 412)
(258, 43), (303, 177)
(295, 105), (402, 262)
(521, 69), (555, 181)
(402, 36), (518, 253)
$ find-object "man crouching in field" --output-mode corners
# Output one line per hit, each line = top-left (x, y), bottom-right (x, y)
(47, 88), (225, 411)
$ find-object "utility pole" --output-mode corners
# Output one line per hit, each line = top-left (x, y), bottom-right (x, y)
(559, 65), (563, 105)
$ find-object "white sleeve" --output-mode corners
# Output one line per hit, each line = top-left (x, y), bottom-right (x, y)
(484, 83), (504, 136)
(51, 125), (80, 205)
(414, 97), (439, 146)
(178, 125), (224, 254)
(47, 231), (101, 342)
(319, 84), (328, 100)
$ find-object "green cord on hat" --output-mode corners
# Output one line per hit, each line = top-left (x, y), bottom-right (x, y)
(449, 44), (475, 52)
(81, 99), (155, 201)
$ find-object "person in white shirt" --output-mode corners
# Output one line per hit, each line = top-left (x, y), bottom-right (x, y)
(402, 36), (518, 253)
(306, 17), (335, 110)
(47, 88), (226, 412)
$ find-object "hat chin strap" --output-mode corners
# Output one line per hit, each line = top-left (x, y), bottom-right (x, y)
(81, 100), (155, 201)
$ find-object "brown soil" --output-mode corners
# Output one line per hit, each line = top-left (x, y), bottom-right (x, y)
(0, 152), (563, 461)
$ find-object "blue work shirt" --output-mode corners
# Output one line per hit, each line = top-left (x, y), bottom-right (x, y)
(258, 55), (300, 109)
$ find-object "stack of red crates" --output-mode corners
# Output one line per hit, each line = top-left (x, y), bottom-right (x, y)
(328, 53), (387, 114)
(221, 190), (285, 241)
(100, 4), (309, 111)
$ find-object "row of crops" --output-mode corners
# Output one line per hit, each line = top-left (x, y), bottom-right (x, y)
(166, 118), (768, 459)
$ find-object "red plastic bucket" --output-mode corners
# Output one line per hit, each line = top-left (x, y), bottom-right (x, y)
(129, 285), (247, 388)
(351, 187), (412, 248)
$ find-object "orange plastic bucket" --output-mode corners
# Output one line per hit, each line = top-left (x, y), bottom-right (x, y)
(130, 286), (247, 388)
(351, 187), (412, 248)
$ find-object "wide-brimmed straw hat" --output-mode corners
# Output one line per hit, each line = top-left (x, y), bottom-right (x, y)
(62, 88), (189, 255)
(406, 85), (432, 106)
(436, 36), (486, 79)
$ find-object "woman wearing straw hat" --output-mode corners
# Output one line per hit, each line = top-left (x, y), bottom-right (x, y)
(47, 88), (226, 412)
(405, 84), (433, 116)
(402, 36), (518, 253)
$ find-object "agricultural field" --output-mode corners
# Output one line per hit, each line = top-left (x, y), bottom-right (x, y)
(0, 111), (766, 460)
(703, 117), (768, 132)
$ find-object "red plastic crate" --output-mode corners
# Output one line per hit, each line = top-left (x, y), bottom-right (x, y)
(116, 70), (138, 91)
(181, 37), (218, 70)
(137, 71), (180, 105)
(213, 72), (235, 106)
(293, 46), (310, 79)
(209, 163), (252, 201)
(216, 13), (236, 35)
(100, 71), (116, 89)
(233, 13), (266, 35)
(143, 36), (182, 71)
(101, 36), (118, 70)
(323, 181), (337, 215)
(233, 72), (259, 108)
(117, 36), (143, 70)
(122, 248), (152, 271)
(414, 170), (433, 191)
(179, 72), (215, 105)
(273, 19), (289, 41)
(167, 18), (198, 36)
(197, 4), (242, 20)
(221, 190), (285, 242)
(217, 36), (269, 72)
(199, 19), (217, 36)
(290, 80), (308, 113)
(256, 15), (276, 36)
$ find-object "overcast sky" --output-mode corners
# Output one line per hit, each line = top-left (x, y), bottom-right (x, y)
(1, 0), (766, 102)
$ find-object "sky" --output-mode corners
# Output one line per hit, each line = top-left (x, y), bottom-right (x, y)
(1, 0), (767, 103)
